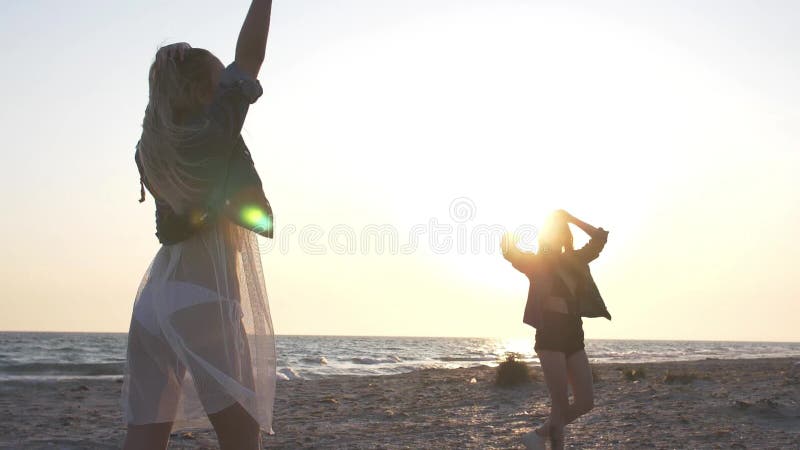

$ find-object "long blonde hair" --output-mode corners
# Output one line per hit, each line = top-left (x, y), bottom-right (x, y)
(137, 47), (218, 214)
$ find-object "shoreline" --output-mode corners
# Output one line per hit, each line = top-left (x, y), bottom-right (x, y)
(1, 357), (798, 449)
(3, 351), (800, 383)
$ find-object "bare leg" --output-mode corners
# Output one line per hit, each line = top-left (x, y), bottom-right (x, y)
(171, 304), (261, 449)
(565, 349), (594, 421)
(208, 402), (261, 450)
(537, 350), (569, 450)
(535, 350), (595, 437)
(122, 422), (172, 450)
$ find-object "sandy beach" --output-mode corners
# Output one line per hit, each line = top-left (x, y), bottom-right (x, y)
(1, 357), (798, 449)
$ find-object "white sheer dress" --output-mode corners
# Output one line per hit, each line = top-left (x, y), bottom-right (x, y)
(122, 62), (276, 433)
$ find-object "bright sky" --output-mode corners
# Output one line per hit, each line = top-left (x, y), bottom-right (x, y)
(1, 0), (798, 341)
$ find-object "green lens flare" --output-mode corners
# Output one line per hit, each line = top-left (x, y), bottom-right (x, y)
(240, 205), (272, 233)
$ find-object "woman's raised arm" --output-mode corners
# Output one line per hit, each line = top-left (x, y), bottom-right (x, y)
(559, 211), (609, 263)
(560, 211), (606, 240)
(235, 0), (274, 79)
(501, 233), (539, 274)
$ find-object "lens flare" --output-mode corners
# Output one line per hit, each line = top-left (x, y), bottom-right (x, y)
(188, 209), (208, 227)
(240, 205), (272, 233)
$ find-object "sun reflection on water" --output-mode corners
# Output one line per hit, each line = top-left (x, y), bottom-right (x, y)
(492, 337), (538, 364)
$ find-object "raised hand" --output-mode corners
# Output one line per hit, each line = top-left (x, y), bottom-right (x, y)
(501, 232), (523, 255)
(235, 0), (274, 79)
(156, 42), (192, 64)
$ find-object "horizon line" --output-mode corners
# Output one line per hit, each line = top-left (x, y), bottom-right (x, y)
(0, 330), (798, 344)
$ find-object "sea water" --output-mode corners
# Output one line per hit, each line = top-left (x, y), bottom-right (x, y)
(1, 332), (798, 381)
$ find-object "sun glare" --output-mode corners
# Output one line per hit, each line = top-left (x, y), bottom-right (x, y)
(495, 337), (536, 361)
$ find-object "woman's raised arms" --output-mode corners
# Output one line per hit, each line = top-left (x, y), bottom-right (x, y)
(235, 0), (274, 80)
(558, 210), (609, 264)
(501, 233), (539, 274)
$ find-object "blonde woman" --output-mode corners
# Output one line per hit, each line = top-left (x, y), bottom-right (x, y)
(122, 2), (276, 449)
(502, 210), (611, 450)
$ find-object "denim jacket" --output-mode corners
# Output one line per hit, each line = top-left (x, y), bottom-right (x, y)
(503, 229), (611, 328)
(136, 62), (273, 245)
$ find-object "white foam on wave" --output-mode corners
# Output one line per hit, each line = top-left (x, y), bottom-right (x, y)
(300, 356), (328, 365)
(277, 367), (303, 381)
(350, 355), (403, 365)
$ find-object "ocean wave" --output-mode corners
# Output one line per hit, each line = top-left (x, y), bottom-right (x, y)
(277, 367), (303, 381)
(0, 362), (123, 376)
(437, 356), (495, 362)
(350, 355), (402, 365)
(300, 356), (328, 365)
(2, 333), (799, 381)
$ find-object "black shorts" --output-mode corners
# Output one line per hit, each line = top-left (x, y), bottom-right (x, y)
(534, 311), (585, 357)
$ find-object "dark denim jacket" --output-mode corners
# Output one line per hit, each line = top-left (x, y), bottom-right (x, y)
(136, 62), (273, 245)
(503, 229), (611, 328)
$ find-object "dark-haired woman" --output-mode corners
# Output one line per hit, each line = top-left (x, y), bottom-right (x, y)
(502, 210), (611, 450)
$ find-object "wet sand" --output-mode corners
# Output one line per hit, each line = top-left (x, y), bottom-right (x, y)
(1, 357), (798, 449)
